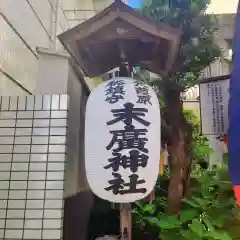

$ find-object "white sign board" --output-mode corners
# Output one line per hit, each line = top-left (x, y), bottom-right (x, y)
(85, 78), (161, 203)
(200, 79), (229, 135)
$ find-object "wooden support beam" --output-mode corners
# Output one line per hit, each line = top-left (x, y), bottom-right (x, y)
(120, 203), (132, 240)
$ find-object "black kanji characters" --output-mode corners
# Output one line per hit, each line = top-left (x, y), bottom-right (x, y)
(220, 104), (225, 132)
(207, 83), (212, 96)
(211, 85), (217, 133)
(214, 84), (223, 133)
(104, 173), (124, 195)
(105, 80), (125, 104)
(121, 174), (146, 195)
(134, 81), (145, 87)
(104, 83), (150, 196)
(105, 173), (147, 195)
(107, 102), (150, 127)
(104, 150), (148, 172)
(105, 95), (124, 104)
(134, 81), (152, 105)
(137, 95), (152, 105)
(136, 85), (149, 95)
(106, 125), (148, 153)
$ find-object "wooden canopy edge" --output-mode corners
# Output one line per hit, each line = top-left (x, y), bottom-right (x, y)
(58, 1), (181, 77)
(58, 1), (181, 43)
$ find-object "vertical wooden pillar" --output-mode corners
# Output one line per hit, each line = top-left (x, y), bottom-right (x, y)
(120, 203), (132, 240)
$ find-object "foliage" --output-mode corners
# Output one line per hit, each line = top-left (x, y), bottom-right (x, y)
(132, 110), (238, 239)
(137, 0), (222, 149)
(183, 109), (212, 167)
(136, 0), (223, 213)
(132, 159), (239, 240)
(86, 112), (238, 240)
(140, 0), (222, 90)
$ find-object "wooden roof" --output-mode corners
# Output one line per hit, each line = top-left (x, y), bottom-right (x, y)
(58, 1), (181, 77)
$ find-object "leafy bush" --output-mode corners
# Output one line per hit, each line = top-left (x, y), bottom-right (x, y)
(132, 110), (238, 239)
(183, 109), (213, 168)
(132, 161), (239, 240)
(87, 110), (238, 240)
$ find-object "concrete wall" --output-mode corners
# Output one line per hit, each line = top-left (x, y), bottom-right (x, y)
(36, 48), (91, 197)
(183, 13), (234, 101)
(64, 65), (87, 197)
(63, 0), (115, 27)
(0, 0), (68, 95)
(0, 47), (94, 239)
(200, 14), (233, 80)
(207, 0), (238, 14)
(36, 50), (94, 240)
(36, 49), (69, 95)
(0, 0), (111, 95)
(0, 2), (115, 238)
(63, 78), (94, 240)
(0, 72), (27, 97)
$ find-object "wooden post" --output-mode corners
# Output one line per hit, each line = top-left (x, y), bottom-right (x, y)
(118, 42), (132, 240)
(120, 203), (132, 240)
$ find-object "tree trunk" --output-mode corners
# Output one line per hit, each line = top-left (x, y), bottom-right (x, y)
(164, 89), (192, 214)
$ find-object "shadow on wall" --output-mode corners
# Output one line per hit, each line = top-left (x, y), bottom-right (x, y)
(63, 192), (120, 240)
(63, 191), (94, 240)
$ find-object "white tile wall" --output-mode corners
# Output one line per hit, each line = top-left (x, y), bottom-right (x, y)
(0, 94), (68, 239)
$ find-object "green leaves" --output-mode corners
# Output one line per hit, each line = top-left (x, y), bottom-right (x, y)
(180, 229), (202, 240)
(143, 204), (156, 214)
(140, 0), (221, 90)
(204, 230), (232, 240)
(143, 216), (160, 226)
(131, 1), (235, 239)
(182, 198), (201, 208)
(143, 215), (182, 230)
(180, 209), (199, 223)
(134, 202), (157, 214)
(202, 216), (214, 231)
(189, 219), (205, 237)
(159, 215), (181, 229)
(132, 159), (238, 239)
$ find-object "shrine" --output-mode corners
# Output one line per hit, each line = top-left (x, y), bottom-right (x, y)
(59, 0), (181, 77)
(59, 1), (181, 239)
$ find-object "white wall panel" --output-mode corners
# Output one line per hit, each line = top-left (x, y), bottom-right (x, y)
(36, 50), (69, 94)
(0, 72), (28, 96)
(56, 39), (65, 51)
(61, 0), (85, 10)
(93, 0), (112, 12)
(58, 8), (69, 33)
(0, 0), (50, 52)
(0, 15), (38, 93)
(28, 0), (54, 36)
(201, 60), (230, 79)
(48, 0), (57, 8)
(64, 9), (95, 28)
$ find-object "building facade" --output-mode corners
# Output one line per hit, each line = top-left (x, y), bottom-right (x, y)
(0, 0), (114, 96)
(207, 0), (238, 14)
(183, 13), (234, 104)
(0, 1), (117, 240)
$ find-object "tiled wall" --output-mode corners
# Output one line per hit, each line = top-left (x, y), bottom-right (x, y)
(0, 94), (68, 240)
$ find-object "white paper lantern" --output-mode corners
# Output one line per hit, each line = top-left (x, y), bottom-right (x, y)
(85, 77), (161, 203)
